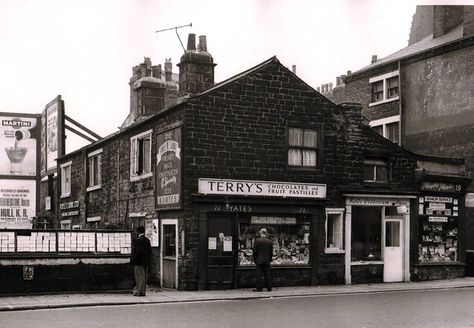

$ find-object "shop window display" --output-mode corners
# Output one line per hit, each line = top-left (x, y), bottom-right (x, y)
(238, 217), (310, 266)
(418, 196), (459, 263)
(419, 218), (458, 262)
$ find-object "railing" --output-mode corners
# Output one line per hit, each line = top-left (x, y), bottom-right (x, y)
(0, 230), (132, 255)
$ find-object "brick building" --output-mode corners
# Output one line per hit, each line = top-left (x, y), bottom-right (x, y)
(328, 5), (474, 278)
(56, 34), (469, 290)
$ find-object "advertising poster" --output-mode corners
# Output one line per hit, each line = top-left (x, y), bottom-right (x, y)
(156, 127), (182, 210)
(0, 179), (36, 229)
(145, 219), (159, 247)
(0, 114), (38, 177)
(40, 109), (46, 174)
(46, 101), (58, 171)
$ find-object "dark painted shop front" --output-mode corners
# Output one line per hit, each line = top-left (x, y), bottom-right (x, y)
(195, 178), (326, 290)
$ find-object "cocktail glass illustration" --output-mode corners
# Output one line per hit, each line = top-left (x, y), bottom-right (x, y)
(5, 146), (28, 174)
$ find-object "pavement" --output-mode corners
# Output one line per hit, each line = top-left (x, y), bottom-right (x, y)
(2, 277), (474, 312)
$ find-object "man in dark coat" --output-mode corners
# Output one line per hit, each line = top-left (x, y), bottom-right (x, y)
(253, 228), (273, 292)
(130, 226), (152, 296)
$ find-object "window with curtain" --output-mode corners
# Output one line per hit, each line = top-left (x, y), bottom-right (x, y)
(288, 127), (319, 168)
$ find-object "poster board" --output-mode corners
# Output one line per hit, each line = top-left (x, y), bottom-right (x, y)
(41, 95), (65, 176)
(0, 179), (36, 229)
(0, 113), (39, 177)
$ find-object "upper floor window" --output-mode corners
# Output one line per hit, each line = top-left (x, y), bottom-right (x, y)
(60, 161), (72, 198)
(369, 71), (399, 106)
(369, 115), (400, 144)
(288, 127), (319, 168)
(130, 130), (152, 181)
(363, 158), (389, 183)
(87, 149), (102, 191)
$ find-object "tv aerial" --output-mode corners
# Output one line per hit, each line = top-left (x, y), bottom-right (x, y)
(156, 23), (192, 54)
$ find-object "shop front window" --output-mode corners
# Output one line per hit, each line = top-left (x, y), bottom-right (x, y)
(351, 207), (382, 262)
(418, 196), (459, 262)
(238, 216), (310, 266)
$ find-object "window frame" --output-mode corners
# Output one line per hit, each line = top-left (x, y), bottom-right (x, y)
(369, 70), (399, 107)
(60, 161), (72, 198)
(86, 149), (102, 192)
(287, 125), (322, 170)
(369, 115), (400, 145)
(363, 158), (390, 183)
(130, 129), (153, 181)
(325, 208), (345, 254)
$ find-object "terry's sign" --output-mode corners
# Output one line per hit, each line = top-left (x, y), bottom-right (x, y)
(198, 178), (326, 199)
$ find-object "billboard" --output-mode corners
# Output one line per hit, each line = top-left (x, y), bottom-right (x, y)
(0, 179), (36, 229)
(0, 113), (39, 177)
(156, 127), (182, 210)
(41, 96), (64, 176)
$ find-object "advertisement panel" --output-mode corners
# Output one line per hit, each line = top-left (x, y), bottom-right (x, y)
(41, 96), (64, 176)
(0, 114), (39, 177)
(0, 179), (36, 229)
(198, 178), (327, 199)
(156, 127), (182, 210)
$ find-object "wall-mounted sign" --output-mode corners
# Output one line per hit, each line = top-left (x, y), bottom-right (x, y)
(0, 180), (36, 229)
(466, 193), (474, 208)
(60, 200), (80, 217)
(346, 197), (396, 206)
(156, 127), (181, 210)
(0, 113), (39, 177)
(251, 216), (297, 225)
(23, 266), (34, 280)
(145, 219), (159, 247)
(419, 196), (458, 217)
(199, 178), (326, 199)
(420, 182), (462, 192)
(429, 216), (448, 223)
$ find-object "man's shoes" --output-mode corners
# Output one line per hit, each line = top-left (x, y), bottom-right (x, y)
(133, 293), (146, 296)
(267, 288), (272, 292)
(252, 289), (263, 292)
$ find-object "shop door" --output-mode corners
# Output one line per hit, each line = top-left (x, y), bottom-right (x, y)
(161, 220), (177, 289)
(207, 216), (234, 290)
(383, 217), (404, 282)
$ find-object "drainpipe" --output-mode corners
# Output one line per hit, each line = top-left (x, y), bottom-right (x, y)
(398, 60), (402, 147)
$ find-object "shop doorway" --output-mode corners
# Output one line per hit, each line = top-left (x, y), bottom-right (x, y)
(161, 219), (178, 289)
(383, 216), (404, 282)
(207, 216), (234, 289)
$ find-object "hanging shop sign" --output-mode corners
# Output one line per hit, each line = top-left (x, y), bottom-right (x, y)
(156, 127), (182, 210)
(466, 193), (474, 208)
(199, 178), (326, 199)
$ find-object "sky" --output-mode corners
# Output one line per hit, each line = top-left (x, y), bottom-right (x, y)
(0, 0), (467, 152)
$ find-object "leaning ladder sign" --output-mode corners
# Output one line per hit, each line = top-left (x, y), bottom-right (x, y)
(198, 178), (326, 199)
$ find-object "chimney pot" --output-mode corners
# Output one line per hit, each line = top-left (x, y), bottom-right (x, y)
(347, 70), (351, 75)
(165, 58), (172, 82)
(197, 35), (207, 52)
(187, 34), (196, 51)
(336, 76), (342, 86)
(292, 65), (296, 74)
(371, 55), (378, 63)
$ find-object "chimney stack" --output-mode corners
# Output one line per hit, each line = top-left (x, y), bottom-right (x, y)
(165, 58), (172, 82)
(292, 65), (296, 74)
(371, 55), (378, 63)
(178, 34), (216, 97)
